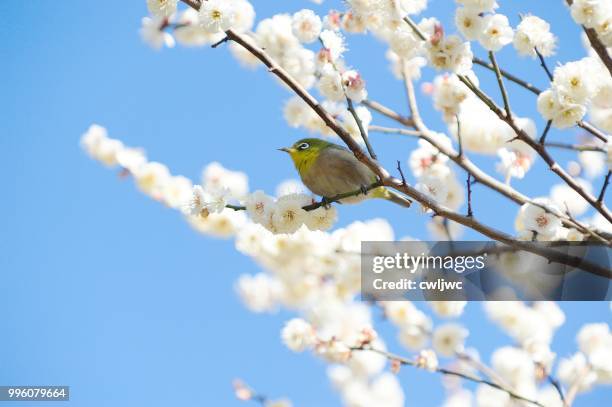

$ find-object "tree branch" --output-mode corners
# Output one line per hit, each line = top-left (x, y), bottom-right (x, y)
(226, 181), (383, 212)
(565, 0), (612, 77)
(535, 48), (554, 81)
(598, 171), (611, 204)
(489, 51), (512, 119)
(544, 142), (605, 153)
(180, 0), (612, 269)
(458, 74), (612, 225)
(347, 98), (377, 159)
(472, 58), (609, 142)
(352, 346), (546, 407)
(368, 120), (610, 243)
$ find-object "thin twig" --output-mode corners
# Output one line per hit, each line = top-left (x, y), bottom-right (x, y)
(211, 35), (229, 48)
(473, 57), (542, 95)
(565, 0), (612, 77)
(456, 115), (463, 157)
(347, 98), (377, 159)
(402, 15), (427, 41)
(535, 47), (554, 81)
(564, 365), (592, 406)
(467, 173), (473, 217)
(544, 142), (605, 153)
(459, 73), (612, 224)
(397, 160), (407, 186)
(369, 125), (420, 136)
(598, 171), (612, 204)
(178, 0), (612, 270)
(353, 346), (546, 407)
(473, 57), (609, 142)
(546, 374), (566, 405)
(367, 116), (611, 244)
(539, 120), (552, 144)
(225, 181), (383, 212)
(363, 100), (414, 127)
(488, 51), (512, 119)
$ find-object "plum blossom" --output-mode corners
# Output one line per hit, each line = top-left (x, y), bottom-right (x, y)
(282, 318), (316, 352)
(199, 0), (235, 33)
(479, 14), (513, 51)
(513, 15), (557, 57)
(140, 16), (175, 49)
(292, 9), (322, 43)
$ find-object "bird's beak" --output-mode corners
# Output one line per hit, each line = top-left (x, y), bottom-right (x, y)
(278, 147), (291, 153)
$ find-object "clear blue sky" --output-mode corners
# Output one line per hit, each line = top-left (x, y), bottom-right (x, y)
(1, 0), (610, 406)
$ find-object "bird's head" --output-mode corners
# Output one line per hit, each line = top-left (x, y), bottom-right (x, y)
(278, 138), (332, 173)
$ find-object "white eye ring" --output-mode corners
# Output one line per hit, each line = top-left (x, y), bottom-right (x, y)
(297, 142), (309, 150)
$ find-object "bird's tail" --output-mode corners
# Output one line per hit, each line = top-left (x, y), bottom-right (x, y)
(371, 187), (412, 208)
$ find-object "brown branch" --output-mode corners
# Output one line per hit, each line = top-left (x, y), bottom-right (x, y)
(347, 98), (377, 159)
(489, 51), (512, 119)
(598, 171), (612, 204)
(539, 120), (552, 144)
(544, 142), (605, 153)
(472, 58), (609, 142)
(535, 48), (554, 81)
(458, 74), (612, 225)
(564, 364), (592, 407)
(368, 122), (610, 244)
(363, 100), (414, 127)
(353, 346), (546, 407)
(565, 0), (612, 77)
(473, 57), (542, 95)
(179, 0), (612, 270)
(226, 181), (383, 212)
(467, 173), (473, 217)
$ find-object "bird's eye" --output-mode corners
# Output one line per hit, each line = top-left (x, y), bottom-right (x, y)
(297, 142), (310, 150)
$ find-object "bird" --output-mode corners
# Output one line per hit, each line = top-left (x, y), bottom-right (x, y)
(279, 138), (412, 207)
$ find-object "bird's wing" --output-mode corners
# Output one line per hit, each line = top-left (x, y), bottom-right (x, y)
(302, 147), (376, 197)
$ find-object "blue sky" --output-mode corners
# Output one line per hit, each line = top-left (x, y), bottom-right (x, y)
(1, 0), (610, 406)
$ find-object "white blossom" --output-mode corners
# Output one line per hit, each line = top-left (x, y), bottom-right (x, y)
(416, 349), (439, 371)
(319, 29), (346, 61)
(496, 148), (531, 181)
(271, 194), (311, 234)
(432, 323), (468, 357)
(516, 198), (562, 238)
(456, 0), (498, 13)
(479, 14), (513, 52)
(550, 180), (592, 217)
(244, 190), (275, 224)
(133, 161), (171, 198)
(426, 34), (473, 73)
(570, 0), (603, 28)
(341, 70), (367, 102)
(317, 66), (344, 101)
(429, 301), (467, 318)
(281, 318), (316, 352)
(140, 16), (175, 49)
(146, 0), (177, 18)
(455, 7), (484, 40)
(202, 162), (249, 200)
(236, 273), (282, 313)
(577, 323), (611, 356)
(292, 9), (322, 43)
(198, 0), (235, 33)
(558, 353), (598, 393)
(305, 206), (338, 231)
(513, 15), (556, 57)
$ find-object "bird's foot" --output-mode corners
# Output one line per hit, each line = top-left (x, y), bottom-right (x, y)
(321, 196), (333, 209)
(360, 184), (369, 196)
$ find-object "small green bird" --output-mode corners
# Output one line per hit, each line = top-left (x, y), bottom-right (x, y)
(279, 138), (412, 207)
